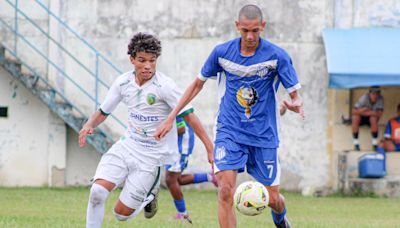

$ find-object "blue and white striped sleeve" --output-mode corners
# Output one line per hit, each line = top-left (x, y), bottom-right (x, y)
(277, 51), (301, 93)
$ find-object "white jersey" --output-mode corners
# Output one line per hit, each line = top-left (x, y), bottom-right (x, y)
(100, 70), (187, 166)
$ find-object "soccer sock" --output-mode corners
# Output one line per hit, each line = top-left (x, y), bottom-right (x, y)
(174, 199), (187, 214)
(271, 208), (286, 224)
(371, 132), (379, 146)
(86, 183), (110, 228)
(193, 173), (209, 183)
(353, 132), (359, 145)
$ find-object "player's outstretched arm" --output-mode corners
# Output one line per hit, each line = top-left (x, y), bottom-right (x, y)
(283, 90), (305, 119)
(155, 78), (206, 140)
(78, 111), (108, 147)
(183, 112), (214, 164)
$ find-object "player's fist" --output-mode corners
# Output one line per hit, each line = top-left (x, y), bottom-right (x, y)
(283, 98), (305, 119)
(154, 116), (174, 140)
(79, 125), (94, 148)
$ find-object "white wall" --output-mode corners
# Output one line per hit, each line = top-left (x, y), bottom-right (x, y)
(0, 67), (66, 187)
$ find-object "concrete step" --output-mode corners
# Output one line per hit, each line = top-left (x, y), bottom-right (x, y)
(348, 176), (400, 197)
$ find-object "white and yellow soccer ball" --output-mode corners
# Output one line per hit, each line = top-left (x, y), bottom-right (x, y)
(234, 181), (269, 216)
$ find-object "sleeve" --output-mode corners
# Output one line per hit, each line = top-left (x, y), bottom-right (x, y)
(198, 46), (223, 81)
(277, 51), (301, 93)
(99, 79), (123, 115)
(354, 94), (367, 109)
(384, 120), (391, 139)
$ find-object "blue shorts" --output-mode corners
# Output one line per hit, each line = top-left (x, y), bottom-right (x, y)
(213, 138), (280, 186)
(165, 154), (189, 173)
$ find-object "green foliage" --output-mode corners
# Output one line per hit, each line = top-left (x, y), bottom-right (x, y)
(0, 187), (399, 227)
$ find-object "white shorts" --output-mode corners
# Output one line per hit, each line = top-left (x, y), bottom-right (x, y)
(93, 142), (160, 209)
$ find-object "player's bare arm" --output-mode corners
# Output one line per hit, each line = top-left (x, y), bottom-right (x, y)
(283, 90), (305, 119)
(78, 110), (108, 147)
(155, 78), (206, 140)
(182, 112), (214, 164)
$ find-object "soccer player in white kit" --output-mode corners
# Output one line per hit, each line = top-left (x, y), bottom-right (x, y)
(79, 32), (214, 228)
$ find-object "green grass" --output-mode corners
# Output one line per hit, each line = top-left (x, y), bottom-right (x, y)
(0, 187), (399, 227)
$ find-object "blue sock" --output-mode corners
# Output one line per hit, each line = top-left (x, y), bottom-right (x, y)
(193, 173), (208, 183)
(174, 199), (187, 213)
(271, 208), (286, 224)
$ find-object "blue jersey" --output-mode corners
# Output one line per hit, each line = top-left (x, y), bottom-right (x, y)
(199, 38), (300, 148)
(176, 117), (195, 155)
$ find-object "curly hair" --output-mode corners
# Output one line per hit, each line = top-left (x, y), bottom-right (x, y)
(127, 32), (162, 58)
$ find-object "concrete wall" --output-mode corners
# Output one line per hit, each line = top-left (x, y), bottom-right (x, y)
(0, 67), (66, 187)
(1, 0), (399, 191)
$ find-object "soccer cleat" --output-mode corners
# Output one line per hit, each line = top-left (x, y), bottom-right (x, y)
(354, 144), (360, 151)
(210, 172), (218, 187)
(174, 212), (193, 224)
(144, 189), (159, 219)
(274, 217), (291, 228)
(373, 145), (378, 151)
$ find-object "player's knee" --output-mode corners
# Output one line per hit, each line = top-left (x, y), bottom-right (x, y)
(113, 210), (131, 221)
(219, 185), (234, 204)
(165, 174), (178, 187)
(177, 176), (184, 185)
(89, 183), (109, 206)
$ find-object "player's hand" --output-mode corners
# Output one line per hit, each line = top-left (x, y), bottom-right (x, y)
(283, 98), (305, 119)
(154, 116), (174, 140)
(79, 125), (94, 147)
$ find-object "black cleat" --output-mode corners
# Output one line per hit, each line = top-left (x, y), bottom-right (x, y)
(354, 144), (361, 151)
(275, 217), (291, 228)
(144, 190), (159, 219)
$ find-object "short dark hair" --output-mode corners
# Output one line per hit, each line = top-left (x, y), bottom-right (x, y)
(127, 32), (161, 58)
(369, 86), (381, 94)
(397, 103), (400, 111)
(238, 4), (263, 22)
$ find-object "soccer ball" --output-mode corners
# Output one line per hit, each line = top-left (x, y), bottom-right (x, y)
(234, 181), (269, 216)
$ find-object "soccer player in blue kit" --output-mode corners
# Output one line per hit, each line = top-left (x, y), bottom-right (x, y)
(155, 4), (304, 228)
(165, 116), (218, 223)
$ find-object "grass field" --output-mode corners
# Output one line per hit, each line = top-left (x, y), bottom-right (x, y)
(0, 187), (400, 228)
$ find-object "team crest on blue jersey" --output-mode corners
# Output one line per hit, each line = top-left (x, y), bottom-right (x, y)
(256, 64), (276, 78)
(146, 93), (156, 105)
(236, 86), (258, 119)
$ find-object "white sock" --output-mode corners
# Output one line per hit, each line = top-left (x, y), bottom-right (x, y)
(353, 139), (360, 145)
(372, 138), (378, 146)
(86, 183), (110, 228)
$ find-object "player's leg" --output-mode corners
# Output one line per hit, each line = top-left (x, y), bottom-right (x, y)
(369, 115), (379, 150)
(267, 186), (290, 228)
(246, 147), (291, 228)
(178, 173), (218, 186)
(86, 179), (115, 228)
(216, 169), (237, 228)
(114, 165), (161, 221)
(213, 139), (248, 228)
(165, 155), (192, 222)
(351, 112), (362, 151)
(86, 144), (128, 228)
